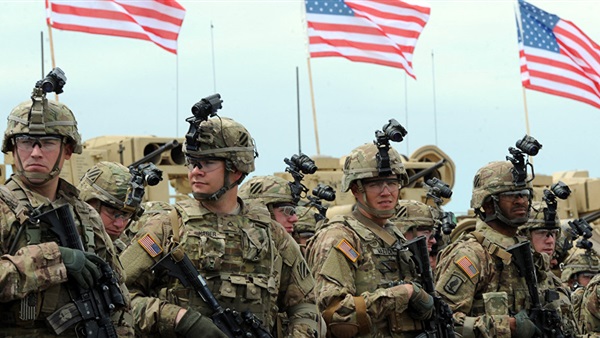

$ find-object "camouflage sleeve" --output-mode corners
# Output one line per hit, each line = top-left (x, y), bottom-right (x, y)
(434, 240), (511, 338)
(120, 212), (182, 336)
(549, 273), (580, 336)
(582, 275), (600, 335)
(271, 220), (320, 337)
(306, 224), (412, 335)
(0, 241), (67, 301)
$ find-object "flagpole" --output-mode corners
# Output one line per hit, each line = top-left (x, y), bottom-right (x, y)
(522, 87), (531, 135)
(176, 54), (179, 137)
(301, 1), (321, 155)
(46, 19), (58, 101)
(404, 72), (409, 155)
(306, 58), (321, 155)
(41, 31), (45, 78)
(431, 50), (438, 145)
(210, 21), (217, 93)
(296, 66), (302, 154)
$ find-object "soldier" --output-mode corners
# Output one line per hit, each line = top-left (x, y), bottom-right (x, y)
(580, 271), (600, 334)
(305, 142), (435, 338)
(0, 79), (132, 336)
(293, 205), (319, 255)
(518, 202), (579, 336)
(435, 160), (540, 337)
(238, 175), (299, 234)
(120, 116), (320, 337)
(78, 161), (143, 253)
(391, 200), (440, 270)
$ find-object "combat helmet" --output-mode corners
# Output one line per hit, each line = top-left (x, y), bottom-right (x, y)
(561, 248), (600, 285)
(239, 175), (297, 206)
(78, 161), (142, 219)
(519, 201), (560, 235)
(470, 161), (533, 227)
(183, 116), (257, 201)
(391, 199), (440, 235)
(341, 143), (408, 192)
(294, 205), (319, 236)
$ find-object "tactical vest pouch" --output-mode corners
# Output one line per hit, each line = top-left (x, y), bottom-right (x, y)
(240, 226), (269, 262)
(483, 292), (508, 316)
(387, 309), (423, 333)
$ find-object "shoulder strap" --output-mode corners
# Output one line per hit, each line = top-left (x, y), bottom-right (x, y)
(0, 185), (29, 224)
(471, 231), (512, 265)
(351, 208), (397, 246)
(170, 209), (181, 244)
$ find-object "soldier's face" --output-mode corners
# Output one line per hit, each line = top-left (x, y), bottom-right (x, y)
(530, 228), (558, 256)
(354, 176), (400, 212)
(496, 191), (530, 220)
(404, 229), (436, 252)
(188, 158), (227, 195)
(13, 136), (72, 184)
(271, 204), (298, 233)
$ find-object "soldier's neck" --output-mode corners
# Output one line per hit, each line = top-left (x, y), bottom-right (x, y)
(487, 220), (518, 237)
(200, 189), (240, 215)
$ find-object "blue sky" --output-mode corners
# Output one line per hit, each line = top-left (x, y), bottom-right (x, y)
(1, 0), (599, 214)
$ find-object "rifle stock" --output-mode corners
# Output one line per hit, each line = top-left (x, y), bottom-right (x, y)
(33, 204), (124, 338)
(507, 241), (570, 338)
(152, 247), (273, 338)
(402, 236), (455, 338)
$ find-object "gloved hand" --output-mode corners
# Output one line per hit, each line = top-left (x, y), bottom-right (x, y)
(58, 246), (102, 289)
(175, 308), (228, 338)
(408, 282), (434, 320)
(514, 310), (542, 338)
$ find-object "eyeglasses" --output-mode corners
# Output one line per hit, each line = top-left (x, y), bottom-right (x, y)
(363, 179), (400, 193)
(186, 158), (223, 173)
(498, 189), (531, 200)
(13, 135), (63, 152)
(274, 205), (296, 217)
(100, 204), (133, 222)
(531, 229), (559, 238)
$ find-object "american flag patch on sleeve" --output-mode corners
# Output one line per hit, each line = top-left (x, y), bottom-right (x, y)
(336, 239), (359, 263)
(455, 256), (479, 278)
(138, 233), (163, 257)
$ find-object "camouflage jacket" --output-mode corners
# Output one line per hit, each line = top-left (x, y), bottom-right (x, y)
(0, 175), (133, 337)
(581, 273), (600, 335)
(435, 220), (528, 338)
(305, 208), (425, 338)
(120, 197), (319, 338)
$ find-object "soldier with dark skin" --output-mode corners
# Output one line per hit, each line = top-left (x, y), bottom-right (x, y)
(0, 82), (132, 336)
(434, 161), (540, 338)
(306, 143), (435, 338)
(120, 116), (320, 338)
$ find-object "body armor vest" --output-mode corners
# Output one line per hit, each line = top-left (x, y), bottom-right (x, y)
(0, 177), (119, 336)
(336, 216), (424, 336)
(165, 199), (280, 329)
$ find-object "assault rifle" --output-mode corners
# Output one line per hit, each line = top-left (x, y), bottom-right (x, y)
(403, 236), (455, 338)
(152, 247), (273, 338)
(507, 241), (570, 338)
(32, 204), (125, 338)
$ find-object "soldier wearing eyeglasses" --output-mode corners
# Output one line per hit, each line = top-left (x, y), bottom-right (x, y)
(0, 80), (133, 336)
(434, 161), (567, 338)
(305, 143), (435, 338)
(120, 116), (320, 338)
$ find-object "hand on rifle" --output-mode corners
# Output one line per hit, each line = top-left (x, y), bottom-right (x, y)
(175, 308), (228, 338)
(59, 246), (103, 289)
(403, 282), (434, 320)
(512, 310), (541, 338)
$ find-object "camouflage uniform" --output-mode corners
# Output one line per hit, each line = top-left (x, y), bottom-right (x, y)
(120, 117), (319, 337)
(581, 273), (600, 335)
(77, 161), (143, 254)
(306, 143), (433, 338)
(435, 161), (558, 338)
(560, 247), (600, 329)
(0, 93), (132, 336)
(120, 200), (174, 250)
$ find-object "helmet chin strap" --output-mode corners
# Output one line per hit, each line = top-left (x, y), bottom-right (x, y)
(354, 181), (397, 219)
(14, 143), (63, 186)
(192, 161), (243, 202)
(483, 196), (530, 228)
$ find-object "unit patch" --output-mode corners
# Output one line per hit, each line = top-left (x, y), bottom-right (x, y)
(138, 233), (163, 257)
(444, 273), (466, 295)
(455, 256), (479, 278)
(336, 239), (359, 262)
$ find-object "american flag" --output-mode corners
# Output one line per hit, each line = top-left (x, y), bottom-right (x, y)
(517, 0), (600, 109)
(46, 0), (186, 54)
(305, 0), (430, 78)
(138, 234), (163, 257)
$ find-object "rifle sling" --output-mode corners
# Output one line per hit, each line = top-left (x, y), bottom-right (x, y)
(46, 302), (83, 335)
(470, 231), (512, 265)
(351, 209), (397, 246)
(170, 209), (181, 244)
